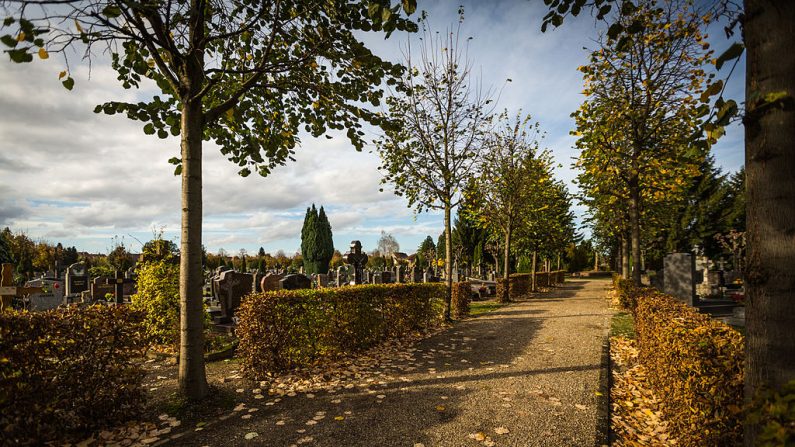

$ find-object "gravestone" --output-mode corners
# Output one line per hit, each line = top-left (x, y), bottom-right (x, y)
(65, 262), (88, 296)
(394, 265), (403, 283)
(381, 271), (392, 283)
(342, 240), (369, 285)
(260, 272), (284, 292)
(316, 273), (329, 288)
(215, 271), (253, 323)
(91, 277), (115, 301)
(253, 272), (264, 292)
(663, 253), (696, 306)
(280, 274), (311, 290)
(364, 270), (371, 284)
(423, 267), (433, 283)
(372, 272), (383, 284)
(114, 270), (125, 304)
(25, 278), (64, 311)
(411, 266), (422, 283)
(336, 266), (347, 287)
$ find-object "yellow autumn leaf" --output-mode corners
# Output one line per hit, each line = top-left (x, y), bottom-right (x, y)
(16, 32), (26, 42)
(38, 48), (49, 60)
(435, 405), (445, 411)
(75, 19), (84, 34)
(58, 71), (67, 80)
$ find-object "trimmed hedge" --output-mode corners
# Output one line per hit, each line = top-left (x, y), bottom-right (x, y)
(237, 283), (445, 379)
(507, 271), (566, 299)
(630, 288), (744, 446)
(614, 278), (640, 311)
(509, 274), (530, 298)
(0, 305), (149, 446)
(451, 281), (471, 319)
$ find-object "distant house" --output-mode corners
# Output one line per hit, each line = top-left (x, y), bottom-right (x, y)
(391, 252), (417, 265)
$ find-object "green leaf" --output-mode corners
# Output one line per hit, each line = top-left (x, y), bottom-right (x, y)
(715, 99), (738, 126)
(157, 129), (168, 139)
(3, 17), (14, 27)
(62, 76), (75, 90)
(607, 23), (624, 40)
(1, 34), (17, 48)
(143, 123), (156, 135)
(401, 0), (417, 15)
(7, 48), (32, 63)
(715, 42), (744, 70)
(102, 5), (122, 18)
(368, 2), (381, 21)
(173, 165), (182, 176)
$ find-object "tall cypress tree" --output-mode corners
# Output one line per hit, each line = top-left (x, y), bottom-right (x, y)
(301, 205), (319, 274)
(316, 206), (334, 274)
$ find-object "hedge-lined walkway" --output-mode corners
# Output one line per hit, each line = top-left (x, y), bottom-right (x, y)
(162, 279), (612, 447)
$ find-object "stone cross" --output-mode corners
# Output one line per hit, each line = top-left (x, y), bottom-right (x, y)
(342, 240), (369, 285)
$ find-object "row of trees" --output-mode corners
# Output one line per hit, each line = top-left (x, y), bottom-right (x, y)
(376, 21), (575, 315)
(555, 0), (793, 443)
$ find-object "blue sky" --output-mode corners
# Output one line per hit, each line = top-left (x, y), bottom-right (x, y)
(0, 1), (744, 256)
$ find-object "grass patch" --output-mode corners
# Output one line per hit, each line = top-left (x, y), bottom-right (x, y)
(469, 301), (505, 316)
(611, 311), (636, 339)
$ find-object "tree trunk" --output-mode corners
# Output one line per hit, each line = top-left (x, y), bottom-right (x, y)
(628, 183), (642, 285)
(177, 97), (208, 401)
(531, 250), (537, 292)
(501, 220), (511, 303)
(621, 233), (630, 278)
(744, 1), (795, 444)
(443, 203), (453, 321)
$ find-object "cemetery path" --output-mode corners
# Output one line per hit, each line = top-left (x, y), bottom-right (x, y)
(166, 278), (612, 447)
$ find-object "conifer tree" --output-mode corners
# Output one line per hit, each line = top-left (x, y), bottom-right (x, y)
(316, 206), (334, 274)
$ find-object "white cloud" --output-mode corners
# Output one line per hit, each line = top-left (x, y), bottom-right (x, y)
(0, 0), (744, 253)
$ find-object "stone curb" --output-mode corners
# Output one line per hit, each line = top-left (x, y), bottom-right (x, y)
(595, 335), (610, 447)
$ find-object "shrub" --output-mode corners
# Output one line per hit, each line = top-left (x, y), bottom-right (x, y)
(0, 305), (148, 446)
(748, 379), (795, 446)
(451, 281), (471, 319)
(614, 278), (639, 311)
(634, 289), (744, 446)
(237, 283), (445, 379)
(131, 260), (180, 344)
(509, 273), (530, 299)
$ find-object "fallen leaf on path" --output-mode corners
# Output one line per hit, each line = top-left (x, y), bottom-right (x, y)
(494, 427), (510, 435)
(244, 432), (258, 440)
(435, 405), (445, 411)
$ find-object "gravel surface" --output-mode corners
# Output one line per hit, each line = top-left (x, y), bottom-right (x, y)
(169, 278), (612, 447)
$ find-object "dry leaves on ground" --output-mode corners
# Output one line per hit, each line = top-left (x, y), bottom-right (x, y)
(610, 336), (677, 446)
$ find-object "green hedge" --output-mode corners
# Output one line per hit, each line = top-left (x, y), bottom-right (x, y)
(451, 281), (471, 319)
(237, 283), (445, 379)
(633, 288), (744, 446)
(0, 305), (149, 446)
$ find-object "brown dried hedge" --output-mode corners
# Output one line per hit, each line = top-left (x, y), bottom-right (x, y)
(0, 305), (149, 446)
(614, 278), (640, 311)
(509, 273), (530, 299)
(237, 283), (445, 379)
(451, 281), (471, 319)
(507, 271), (565, 299)
(633, 289), (744, 446)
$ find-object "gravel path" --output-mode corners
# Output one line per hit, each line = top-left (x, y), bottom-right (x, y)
(174, 278), (612, 447)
